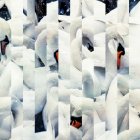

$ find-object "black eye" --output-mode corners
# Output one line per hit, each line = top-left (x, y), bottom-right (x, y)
(82, 36), (94, 52)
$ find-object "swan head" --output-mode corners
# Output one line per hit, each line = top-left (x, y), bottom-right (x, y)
(0, 18), (11, 63)
(117, 43), (125, 69)
(108, 38), (126, 70)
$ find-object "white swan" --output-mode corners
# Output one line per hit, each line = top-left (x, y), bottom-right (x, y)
(0, 97), (11, 140)
(35, 71), (58, 115)
(82, 58), (102, 98)
(35, 23), (58, 67)
(23, 91), (35, 121)
(130, 89), (140, 114)
(0, 60), (23, 101)
(129, 21), (140, 89)
(0, 18), (24, 101)
(0, 96), (23, 140)
(42, 86), (58, 131)
(106, 73), (129, 131)
(102, 23), (129, 93)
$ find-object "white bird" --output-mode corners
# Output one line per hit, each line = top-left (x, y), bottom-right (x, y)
(0, 96), (23, 140)
(35, 23), (58, 67)
(0, 97), (11, 140)
(130, 89), (140, 113)
(82, 58), (102, 98)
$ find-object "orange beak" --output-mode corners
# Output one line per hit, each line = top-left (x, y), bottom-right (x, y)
(117, 51), (123, 69)
(1, 41), (7, 55)
(54, 50), (59, 63)
(71, 120), (82, 129)
(55, 51), (58, 62)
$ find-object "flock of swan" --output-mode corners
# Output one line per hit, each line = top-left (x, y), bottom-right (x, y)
(0, 0), (140, 140)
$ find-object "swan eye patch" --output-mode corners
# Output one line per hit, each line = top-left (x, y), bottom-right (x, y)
(87, 42), (94, 52)
(117, 43), (125, 55)
(82, 36), (94, 52)
(0, 35), (9, 55)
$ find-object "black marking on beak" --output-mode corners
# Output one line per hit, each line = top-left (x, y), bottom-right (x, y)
(138, 112), (140, 118)
(83, 36), (94, 52)
(54, 50), (58, 63)
(70, 116), (82, 124)
(117, 43), (125, 55)
(0, 35), (9, 55)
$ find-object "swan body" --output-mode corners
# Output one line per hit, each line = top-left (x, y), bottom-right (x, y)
(0, 97), (23, 140)
(0, 61), (23, 100)
(0, 0), (140, 139)
(83, 58), (102, 98)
